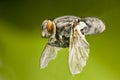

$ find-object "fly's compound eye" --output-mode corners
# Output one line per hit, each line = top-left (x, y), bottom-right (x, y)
(46, 20), (54, 33)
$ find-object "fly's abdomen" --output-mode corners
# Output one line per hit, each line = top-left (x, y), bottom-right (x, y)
(81, 17), (105, 35)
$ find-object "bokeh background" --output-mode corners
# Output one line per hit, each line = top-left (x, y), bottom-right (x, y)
(0, 0), (120, 80)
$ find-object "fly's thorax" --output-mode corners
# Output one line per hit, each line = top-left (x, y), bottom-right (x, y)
(53, 25), (71, 47)
(51, 16), (81, 47)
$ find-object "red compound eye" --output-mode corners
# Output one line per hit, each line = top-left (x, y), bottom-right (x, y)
(46, 20), (53, 33)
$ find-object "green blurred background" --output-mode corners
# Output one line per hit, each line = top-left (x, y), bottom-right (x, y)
(0, 0), (120, 80)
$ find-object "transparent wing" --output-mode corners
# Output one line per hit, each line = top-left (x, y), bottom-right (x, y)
(40, 44), (61, 69)
(69, 24), (90, 75)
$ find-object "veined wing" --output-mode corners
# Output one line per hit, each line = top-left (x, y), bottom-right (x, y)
(40, 44), (61, 69)
(69, 22), (90, 75)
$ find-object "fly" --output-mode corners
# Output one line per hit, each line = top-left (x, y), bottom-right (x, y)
(40, 15), (105, 75)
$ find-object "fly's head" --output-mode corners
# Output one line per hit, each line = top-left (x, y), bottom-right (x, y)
(41, 20), (55, 38)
